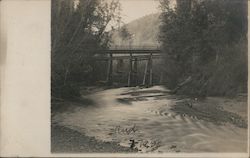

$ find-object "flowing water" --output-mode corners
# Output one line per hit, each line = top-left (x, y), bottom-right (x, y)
(52, 86), (247, 153)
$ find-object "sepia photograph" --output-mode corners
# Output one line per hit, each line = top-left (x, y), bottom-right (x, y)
(51, 0), (248, 154)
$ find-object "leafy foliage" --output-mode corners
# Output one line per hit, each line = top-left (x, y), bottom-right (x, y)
(52, 0), (121, 99)
(159, 0), (247, 96)
(119, 26), (132, 44)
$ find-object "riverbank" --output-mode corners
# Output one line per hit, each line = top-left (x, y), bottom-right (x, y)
(171, 96), (247, 128)
(51, 125), (137, 153)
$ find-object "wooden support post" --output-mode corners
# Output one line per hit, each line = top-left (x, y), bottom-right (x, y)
(128, 53), (133, 87)
(143, 57), (149, 86)
(149, 53), (153, 86)
(106, 53), (113, 85)
(133, 58), (138, 85)
(159, 71), (163, 84)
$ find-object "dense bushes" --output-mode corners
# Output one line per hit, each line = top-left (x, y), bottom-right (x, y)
(159, 0), (247, 96)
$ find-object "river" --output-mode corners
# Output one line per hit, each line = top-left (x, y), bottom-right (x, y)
(52, 86), (247, 153)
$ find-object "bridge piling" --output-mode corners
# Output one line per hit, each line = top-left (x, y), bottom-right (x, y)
(107, 53), (113, 85)
(143, 58), (149, 86)
(128, 53), (133, 87)
(159, 71), (164, 84)
(133, 58), (138, 85)
(149, 53), (153, 86)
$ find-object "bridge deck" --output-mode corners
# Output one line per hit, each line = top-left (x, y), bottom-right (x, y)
(100, 49), (161, 54)
(94, 54), (162, 61)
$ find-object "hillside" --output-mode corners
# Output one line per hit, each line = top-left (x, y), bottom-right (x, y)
(111, 13), (161, 46)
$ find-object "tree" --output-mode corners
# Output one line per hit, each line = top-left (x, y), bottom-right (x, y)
(119, 26), (132, 44)
(159, 0), (247, 96)
(51, 0), (121, 99)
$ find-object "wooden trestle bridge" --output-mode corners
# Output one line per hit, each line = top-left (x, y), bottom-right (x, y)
(95, 46), (162, 87)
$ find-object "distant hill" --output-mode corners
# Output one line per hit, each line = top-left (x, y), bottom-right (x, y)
(111, 13), (161, 47)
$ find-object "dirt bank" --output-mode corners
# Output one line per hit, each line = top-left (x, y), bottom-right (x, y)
(171, 97), (247, 128)
(51, 125), (137, 153)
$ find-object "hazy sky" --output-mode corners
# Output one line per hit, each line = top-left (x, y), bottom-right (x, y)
(119, 0), (160, 24)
